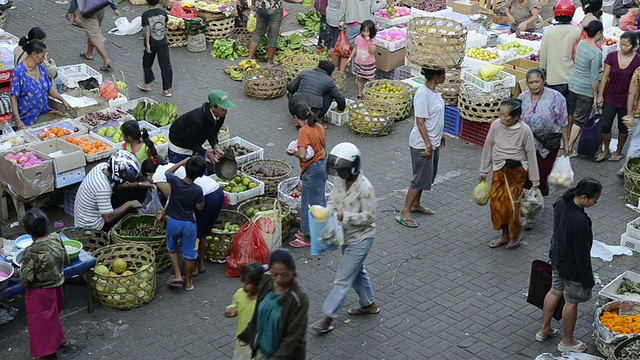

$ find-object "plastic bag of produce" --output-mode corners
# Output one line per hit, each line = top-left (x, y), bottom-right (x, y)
(247, 12), (256, 32)
(138, 188), (164, 215)
(253, 206), (282, 252)
(1, 122), (16, 141)
(473, 181), (490, 206)
(226, 222), (269, 278)
(333, 29), (352, 58)
(520, 188), (543, 219)
(308, 209), (339, 256)
(320, 212), (344, 246)
(99, 80), (119, 100)
(548, 156), (574, 189)
(479, 64), (503, 81)
(169, 2), (197, 18)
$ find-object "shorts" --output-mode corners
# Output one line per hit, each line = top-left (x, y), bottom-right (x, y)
(571, 92), (594, 127)
(251, 7), (283, 48)
(546, 84), (576, 116)
(551, 271), (592, 304)
(166, 216), (198, 260)
(327, 25), (340, 50)
(601, 102), (629, 134)
(410, 146), (440, 191)
(195, 187), (225, 239)
(80, 8), (106, 48)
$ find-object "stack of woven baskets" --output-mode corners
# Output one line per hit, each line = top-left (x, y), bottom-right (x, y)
(167, 15), (187, 48)
(436, 67), (462, 106)
(458, 83), (511, 124)
(363, 80), (414, 122)
(196, 7), (236, 43)
(406, 16), (468, 70)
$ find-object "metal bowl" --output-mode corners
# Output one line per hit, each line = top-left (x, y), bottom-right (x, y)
(0, 261), (15, 291)
(12, 249), (24, 268)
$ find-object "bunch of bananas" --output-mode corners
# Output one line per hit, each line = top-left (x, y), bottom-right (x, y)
(167, 15), (185, 30)
(225, 66), (244, 81)
(239, 59), (259, 71)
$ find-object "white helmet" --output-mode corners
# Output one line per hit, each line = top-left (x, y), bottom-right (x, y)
(109, 150), (141, 184)
(327, 142), (361, 176)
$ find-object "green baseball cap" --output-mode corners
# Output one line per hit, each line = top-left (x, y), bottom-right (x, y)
(208, 90), (235, 110)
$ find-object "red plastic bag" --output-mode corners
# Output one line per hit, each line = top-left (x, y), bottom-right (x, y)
(99, 80), (118, 100)
(170, 3), (197, 18)
(226, 222), (270, 277)
(283, 8), (288, 19)
(333, 29), (351, 58)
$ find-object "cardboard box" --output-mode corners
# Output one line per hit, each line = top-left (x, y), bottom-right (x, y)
(49, 88), (108, 119)
(29, 139), (86, 174)
(512, 78), (529, 98)
(504, 58), (539, 71)
(0, 146), (54, 199)
(374, 47), (406, 72)
(451, 1), (479, 15)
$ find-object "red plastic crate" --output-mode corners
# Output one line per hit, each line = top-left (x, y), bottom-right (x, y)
(459, 118), (492, 147)
(0, 69), (13, 92)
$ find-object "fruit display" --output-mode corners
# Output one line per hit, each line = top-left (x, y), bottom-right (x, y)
(1, 135), (26, 147)
(465, 47), (499, 61)
(212, 221), (241, 235)
(151, 133), (168, 146)
(378, 28), (406, 44)
(219, 173), (258, 193)
(495, 42), (534, 55)
(65, 136), (112, 155)
(386, 5), (396, 19)
(515, 33), (541, 41)
(528, 53), (540, 62)
(374, 6), (411, 19)
(210, 39), (249, 61)
(222, 143), (255, 157)
(94, 123), (124, 143)
(251, 164), (288, 178)
(224, 59), (260, 81)
(79, 111), (124, 127)
(244, 206), (270, 219)
(116, 223), (165, 238)
(195, 0), (235, 15)
(603, 37), (618, 47)
(93, 262), (152, 298)
(372, 82), (405, 94)
(413, 0), (447, 12)
(132, 102), (153, 121)
(600, 311), (640, 334)
(142, 102), (178, 127)
(289, 185), (301, 198)
(34, 126), (78, 140)
(296, 8), (320, 37)
(167, 15), (185, 31)
(3, 151), (46, 168)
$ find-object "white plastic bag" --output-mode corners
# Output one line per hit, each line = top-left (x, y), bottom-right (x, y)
(253, 202), (282, 251)
(108, 16), (143, 36)
(521, 188), (544, 219)
(286, 140), (315, 161)
(548, 156), (574, 189)
(1, 122), (15, 141)
(319, 212), (344, 246)
(138, 188), (164, 215)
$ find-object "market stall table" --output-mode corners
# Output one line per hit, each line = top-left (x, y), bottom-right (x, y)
(0, 249), (97, 312)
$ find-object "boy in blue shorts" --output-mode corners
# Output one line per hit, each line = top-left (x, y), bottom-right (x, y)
(161, 156), (205, 291)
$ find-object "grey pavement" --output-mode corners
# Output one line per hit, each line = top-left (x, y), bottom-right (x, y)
(1, 1), (639, 359)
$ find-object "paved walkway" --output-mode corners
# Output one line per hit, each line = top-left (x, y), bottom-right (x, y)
(1, 1), (639, 359)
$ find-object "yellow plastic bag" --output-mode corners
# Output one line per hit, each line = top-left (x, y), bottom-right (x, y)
(479, 64), (503, 81)
(247, 12), (256, 32)
(473, 181), (490, 206)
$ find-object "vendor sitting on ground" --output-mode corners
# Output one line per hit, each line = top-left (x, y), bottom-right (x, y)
(505, 0), (540, 33)
(287, 60), (346, 123)
(168, 90), (235, 165)
(74, 150), (152, 231)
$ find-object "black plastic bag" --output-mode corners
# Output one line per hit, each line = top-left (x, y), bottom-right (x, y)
(78, 77), (100, 91)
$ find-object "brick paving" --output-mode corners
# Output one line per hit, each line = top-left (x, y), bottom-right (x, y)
(1, 1), (640, 359)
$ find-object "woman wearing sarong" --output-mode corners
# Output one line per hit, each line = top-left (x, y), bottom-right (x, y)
(19, 209), (75, 359)
(479, 99), (539, 249)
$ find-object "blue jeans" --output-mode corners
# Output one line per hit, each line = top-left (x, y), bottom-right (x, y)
(322, 237), (375, 318)
(300, 158), (327, 235)
(54, 77), (63, 94)
(346, 24), (360, 47)
(68, 0), (78, 13)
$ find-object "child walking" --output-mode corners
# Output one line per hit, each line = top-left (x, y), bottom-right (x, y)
(224, 262), (265, 360)
(348, 20), (377, 99)
(138, 0), (173, 97)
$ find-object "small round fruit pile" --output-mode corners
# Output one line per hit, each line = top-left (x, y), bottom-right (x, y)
(118, 223), (165, 238)
(289, 185), (302, 198)
(65, 136), (112, 155)
(79, 111), (123, 127)
(515, 33), (541, 41)
(35, 126), (76, 140)
(221, 174), (258, 193)
(93, 260), (153, 302)
(244, 206), (269, 219)
(374, 6), (411, 19)
(603, 37), (618, 46)
(528, 53), (540, 62)
(414, 0), (446, 12)
(374, 83), (404, 94)
(151, 134), (168, 145)
(222, 143), (255, 157)
(4, 151), (44, 168)
(253, 165), (288, 178)
(212, 222), (241, 234)
(495, 42), (534, 55)
(465, 47), (499, 61)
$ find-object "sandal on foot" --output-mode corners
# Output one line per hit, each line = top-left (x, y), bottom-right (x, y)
(505, 235), (521, 249)
(159, 90), (172, 97)
(489, 238), (509, 248)
(411, 207), (434, 215)
(184, 281), (195, 291)
(395, 215), (418, 228)
(557, 340), (587, 353)
(100, 64), (112, 72)
(535, 328), (559, 342)
(80, 53), (93, 61)
(348, 306), (380, 316)
(289, 238), (310, 248)
(609, 153), (625, 162)
(312, 322), (334, 333)
(166, 275), (183, 288)
(595, 153), (610, 162)
(266, 62), (280, 69)
(137, 84), (150, 91)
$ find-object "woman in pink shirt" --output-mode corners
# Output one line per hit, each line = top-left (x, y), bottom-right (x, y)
(347, 20), (377, 99)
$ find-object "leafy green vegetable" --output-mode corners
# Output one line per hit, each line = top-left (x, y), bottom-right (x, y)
(184, 18), (208, 35)
(210, 39), (248, 61)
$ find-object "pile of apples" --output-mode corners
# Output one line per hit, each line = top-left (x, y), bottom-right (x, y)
(379, 28), (406, 43)
(374, 6), (411, 19)
(603, 37), (618, 47)
(4, 151), (45, 168)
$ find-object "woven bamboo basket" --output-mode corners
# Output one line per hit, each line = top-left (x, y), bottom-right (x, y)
(613, 336), (640, 360)
(237, 197), (292, 239)
(91, 243), (156, 310)
(207, 210), (250, 263)
(593, 301), (640, 359)
(436, 67), (462, 106)
(402, 0), (414, 6)
(167, 27), (187, 48)
(0, 11), (6, 29)
(128, 0), (147, 5)
(332, 71), (346, 93)
(241, 159), (292, 197)
(281, 54), (324, 80)
(363, 80), (413, 122)
(110, 214), (169, 272)
(197, 8), (237, 22)
(57, 227), (110, 255)
(347, 100), (394, 137)
(231, 27), (252, 48)
(205, 17), (235, 43)
(406, 16), (468, 70)
(277, 177), (335, 226)
(243, 68), (288, 100)
(624, 157), (640, 205)
(458, 83), (510, 123)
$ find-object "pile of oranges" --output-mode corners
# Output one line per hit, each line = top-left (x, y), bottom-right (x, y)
(36, 126), (73, 140)
(65, 136), (112, 155)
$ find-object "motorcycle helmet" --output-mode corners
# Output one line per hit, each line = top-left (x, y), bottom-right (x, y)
(327, 142), (361, 177)
(109, 150), (141, 184)
(554, 0), (576, 18)
(582, 0), (602, 14)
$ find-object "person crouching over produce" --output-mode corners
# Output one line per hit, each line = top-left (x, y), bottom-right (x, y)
(158, 156), (205, 291)
(74, 150), (148, 231)
(536, 177), (601, 354)
(479, 99), (539, 249)
(287, 60), (346, 123)
(168, 90), (235, 166)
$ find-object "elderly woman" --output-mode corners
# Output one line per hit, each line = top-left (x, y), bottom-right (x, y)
(505, 0), (539, 33)
(10, 39), (69, 129)
(247, 0), (304, 69)
(340, 0), (393, 46)
(14, 27), (62, 94)
(238, 249), (309, 359)
(79, 0), (120, 72)
(480, 99), (539, 249)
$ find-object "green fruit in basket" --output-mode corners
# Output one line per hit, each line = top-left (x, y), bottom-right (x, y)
(95, 265), (109, 276)
(214, 236), (220, 242)
(242, 178), (250, 186)
(97, 128), (107, 137)
(260, 207), (267, 211)
(249, 182), (257, 189)
(224, 186), (232, 192)
(234, 176), (242, 183)
(116, 287), (127, 294)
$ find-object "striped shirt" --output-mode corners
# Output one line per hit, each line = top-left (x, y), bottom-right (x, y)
(569, 42), (602, 97)
(74, 163), (114, 230)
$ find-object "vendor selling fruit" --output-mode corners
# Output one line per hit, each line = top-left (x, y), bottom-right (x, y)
(287, 60), (346, 123)
(505, 0), (540, 33)
(168, 90), (235, 165)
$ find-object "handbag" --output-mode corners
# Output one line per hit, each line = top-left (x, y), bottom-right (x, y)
(577, 107), (602, 157)
(526, 260), (564, 321)
(533, 132), (562, 151)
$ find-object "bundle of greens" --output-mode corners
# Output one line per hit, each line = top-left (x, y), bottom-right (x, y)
(616, 278), (640, 295)
(210, 39), (249, 61)
(184, 18), (208, 35)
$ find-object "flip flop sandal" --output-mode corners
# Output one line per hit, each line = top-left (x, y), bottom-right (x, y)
(609, 153), (626, 162)
(505, 236), (521, 249)
(594, 153), (610, 162)
(489, 238), (509, 248)
(80, 53), (93, 61)
(137, 84), (151, 91)
(159, 90), (173, 97)
(535, 328), (559, 342)
(395, 215), (418, 228)
(289, 239), (310, 248)
(557, 340), (587, 353)
(184, 281), (195, 291)
(348, 306), (380, 316)
(411, 208), (434, 215)
(311, 322), (334, 333)
(100, 64), (112, 72)
(166, 275), (183, 288)
(266, 62), (281, 69)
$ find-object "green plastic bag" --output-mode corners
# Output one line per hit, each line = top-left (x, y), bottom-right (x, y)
(473, 181), (490, 206)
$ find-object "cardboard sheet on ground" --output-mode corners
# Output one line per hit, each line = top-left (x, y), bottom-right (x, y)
(591, 239), (633, 262)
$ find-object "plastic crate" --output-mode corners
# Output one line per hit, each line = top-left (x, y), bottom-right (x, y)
(148, 128), (169, 159)
(66, 133), (117, 163)
(138, 120), (158, 133)
(55, 167), (85, 189)
(212, 173), (265, 206)
(444, 106), (461, 137)
(625, 217), (640, 239)
(459, 118), (492, 146)
(620, 232), (640, 254)
(115, 97), (159, 114)
(461, 55), (504, 69)
(465, 31), (488, 49)
(461, 68), (516, 93)
(58, 64), (103, 88)
(218, 137), (264, 166)
(25, 119), (89, 142)
(64, 188), (77, 216)
(376, 27), (407, 51)
(327, 99), (355, 126)
(598, 270), (640, 304)
(108, 93), (128, 109)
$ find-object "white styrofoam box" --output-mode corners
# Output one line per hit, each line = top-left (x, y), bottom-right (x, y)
(461, 55), (504, 68)
(598, 270), (640, 304)
(54, 167), (85, 188)
(466, 31), (488, 49)
(376, 27), (407, 52)
(108, 94), (128, 109)
(326, 99), (355, 126)
(505, 34), (542, 52)
(58, 64), (103, 88)
(604, 26), (623, 40)
(410, 6), (452, 19)
(620, 232), (640, 253)
(626, 217), (640, 239)
(461, 68), (516, 92)
(212, 173), (265, 206)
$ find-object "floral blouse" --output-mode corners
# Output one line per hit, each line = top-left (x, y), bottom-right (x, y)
(10, 63), (51, 126)
(518, 88), (568, 158)
(327, 172), (376, 245)
(255, 0), (282, 9)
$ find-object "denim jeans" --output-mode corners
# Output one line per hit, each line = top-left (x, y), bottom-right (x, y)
(68, 0), (78, 13)
(300, 158), (327, 235)
(322, 237), (375, 318)
(54, 77), (63, 94)
(251, 7), (283, 48)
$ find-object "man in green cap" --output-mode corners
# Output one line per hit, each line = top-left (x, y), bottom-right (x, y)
(168, 90), (235, 165)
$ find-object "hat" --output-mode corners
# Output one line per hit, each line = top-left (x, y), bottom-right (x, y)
(208, 90), (235, 110)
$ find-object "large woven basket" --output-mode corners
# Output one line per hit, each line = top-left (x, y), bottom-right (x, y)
(613, 335), (640, 360)
(436, 67), (462, 106)
(243, 68), (288, 100)
(197, 8), (237, 21)
(363, 80), (413, 121)
(624, 157), (640, 205)
(277, 177), (334, 226)
(110, 214), (169, 273)
(237, 197), (291, 239)
(57, 227), (110, 255)
(128, 0), (147, 5)
(241, 159), (292, 197)
(332, 71), (346, 92)
(406, 16), (468, 70)
(206, 210), (250, 263)
(458, 83), (510, 123)
(231, 27), (252, 48)
(167, 27), (187, 48)
(205, 17), (235, 43)
(281, 53), (324, 80)
(348, 100), (394, 137)
(91, 243), (156, 310)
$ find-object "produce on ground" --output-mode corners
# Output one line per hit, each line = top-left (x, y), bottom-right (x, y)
(79, 111), (123, 127)
(296, 9), (320, 37)
(65, 136), (112, 155)
(224, 59), (260, 81)
(3, 151), (45, 168)
(220, 174), (258, 193)
(117, 223), (166, 238)
(212, 222), (241, 234)
(413, 0), (447, 12)
(251, 165), (288, 178)
(496, 41), (534, 55)
(374, 6), (411, 19)
(618, 339), (640, 360)
(93, 262), (153, 301)
(222, 143), (255, 157)
(466, 47), (499, 61)
(599, 311), (640, 334)
(210, 39), (249, 61)
(35, 126), (77, 140)
(255, 34), (314, 63)
(616, 277), (640, 295)
(515, 33), (541, 41)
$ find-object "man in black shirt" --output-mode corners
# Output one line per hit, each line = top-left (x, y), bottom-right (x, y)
(168, 90), (235, 165)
